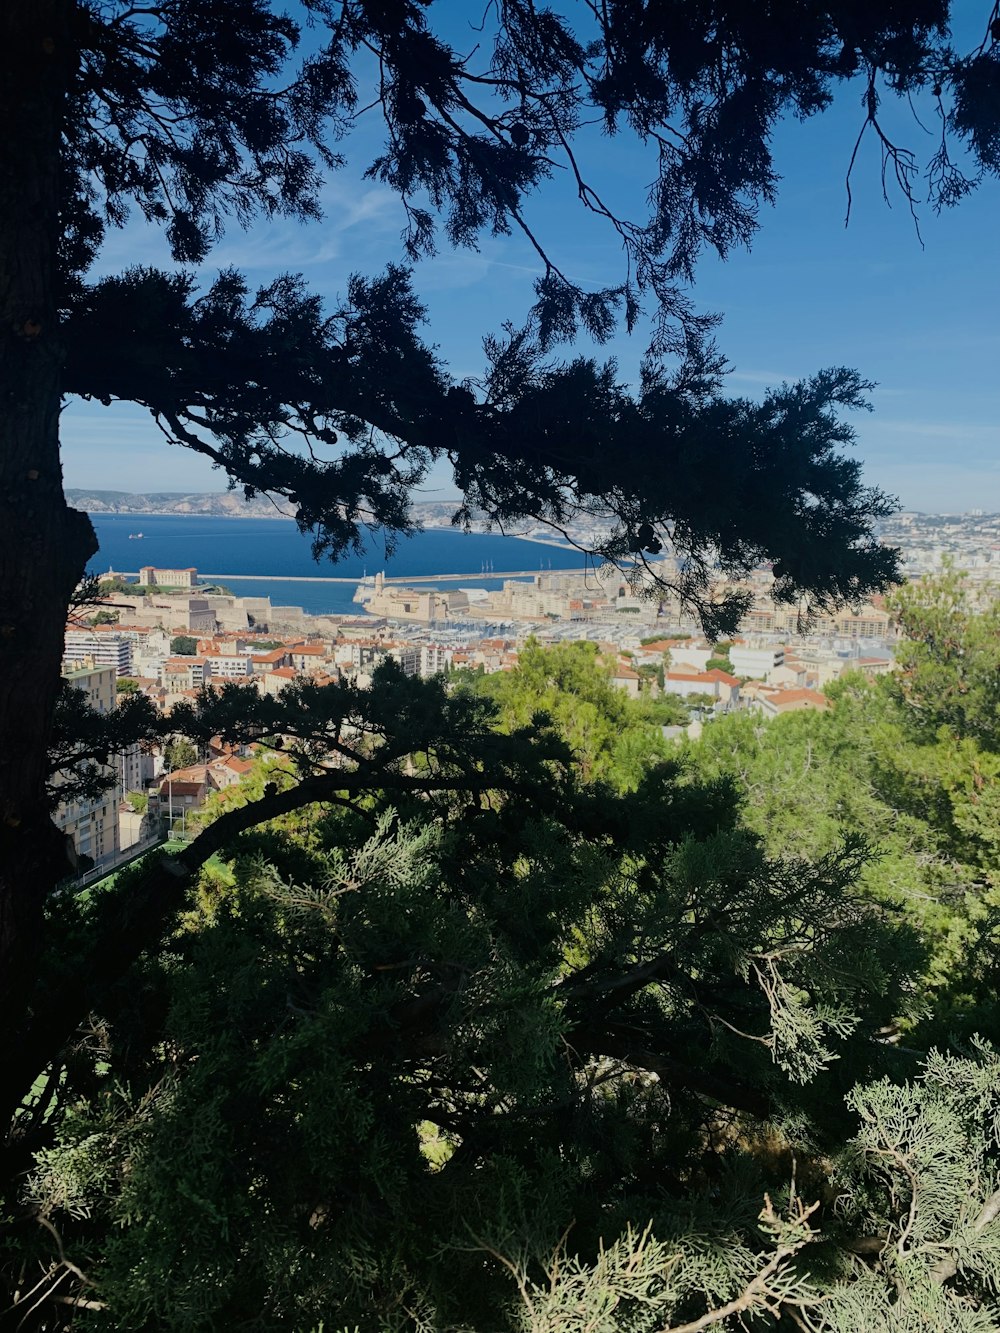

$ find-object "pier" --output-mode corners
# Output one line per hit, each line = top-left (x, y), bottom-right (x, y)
(378, 569), (587, 584)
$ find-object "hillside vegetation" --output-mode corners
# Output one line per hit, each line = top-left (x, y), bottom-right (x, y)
(13, 572), (1000, 1329)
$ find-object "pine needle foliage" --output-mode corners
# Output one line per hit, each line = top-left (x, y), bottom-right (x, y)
(11, 648), (928, 1331)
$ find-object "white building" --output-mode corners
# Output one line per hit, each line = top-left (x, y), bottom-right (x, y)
(663, 668), (740, 707)
(730, 645), (784, 680)
(204, 652), (253, 678)
(385, 644), (420, 677)
(612, 665), (642, 697)
(667, 644), (712, 672)
(53, 665), (120, 871)
(118, 744), (155, 798)
(64, 628), (132, 675)
(419, 644), (453, 677)
(334, 641), (379, 670)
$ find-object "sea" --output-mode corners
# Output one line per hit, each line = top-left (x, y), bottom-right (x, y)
(87, 513), (592, 617)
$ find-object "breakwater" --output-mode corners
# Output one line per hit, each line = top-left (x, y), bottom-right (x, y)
(113, 569), (589, 586)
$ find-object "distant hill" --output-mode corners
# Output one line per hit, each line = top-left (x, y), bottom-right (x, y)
(64, 492), (580, 547)
(66, 490), (469, 524)
(65, 489), (290, 517)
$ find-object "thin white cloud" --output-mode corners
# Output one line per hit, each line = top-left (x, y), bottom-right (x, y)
(727, 369), (797, 386)
(866, 418), (1000, 443)
(413, 250), (548, 295)
(91, 178), (401, 277)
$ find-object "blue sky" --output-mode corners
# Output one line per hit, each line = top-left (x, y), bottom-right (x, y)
(61, 8), (999, 513)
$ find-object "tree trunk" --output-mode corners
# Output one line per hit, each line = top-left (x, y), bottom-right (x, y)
(0, 0), (97, 1135)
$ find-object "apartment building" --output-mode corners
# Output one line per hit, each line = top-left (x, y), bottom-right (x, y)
(162, 658), (208, 692)
(740, 598), (894, 641)
(334, 640), (380, 670)
(612, 664), (642, 697)
(251, 646), (292, 672)
(203, 651), (253, 678)
(63, 626), (133, 675)
(419, 643), (453, 677)
(668, 644), (713, 672)
(53, 664), (120, 871)
(261, 666), (298, 696)
(289, 643), (330, 673)
(385, 643), (420, 677)
(730, 645), (784, 679)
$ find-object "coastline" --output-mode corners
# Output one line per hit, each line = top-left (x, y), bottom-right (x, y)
(84, 508), (298, 521)
(88, 516), (592, 616)
(91, 508), (580, 551)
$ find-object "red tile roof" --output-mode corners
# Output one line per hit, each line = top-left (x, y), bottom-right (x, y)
(768, 688), (830, 711)
(702, 668), (740, 686)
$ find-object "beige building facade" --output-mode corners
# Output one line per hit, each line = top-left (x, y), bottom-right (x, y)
(139, 565), (198, 589)
(361, 573), (469, 623)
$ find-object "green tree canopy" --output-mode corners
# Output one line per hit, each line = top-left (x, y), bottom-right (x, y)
(462, 638), (678, 789)
(13, 613), (1000, 1326)
(164, 738), (199, 773)
(15, 677), (922, 1329)
(679, 572), (1000, 1041)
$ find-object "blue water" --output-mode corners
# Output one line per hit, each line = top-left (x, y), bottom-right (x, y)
(88, 514), (590, 616)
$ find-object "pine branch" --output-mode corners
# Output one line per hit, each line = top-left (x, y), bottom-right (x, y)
(660, 1198), (820, 1333)
(8, 762), (548, 1126)
(929, 1186), (1000, 1284)
(570, 1024), (772, 1119)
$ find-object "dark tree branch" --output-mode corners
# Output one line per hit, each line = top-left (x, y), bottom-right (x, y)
(570, 1024), (773, 1119)
(8, 755), (567, 1126)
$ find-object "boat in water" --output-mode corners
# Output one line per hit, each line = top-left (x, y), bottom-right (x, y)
(128, 532), (144, 539)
